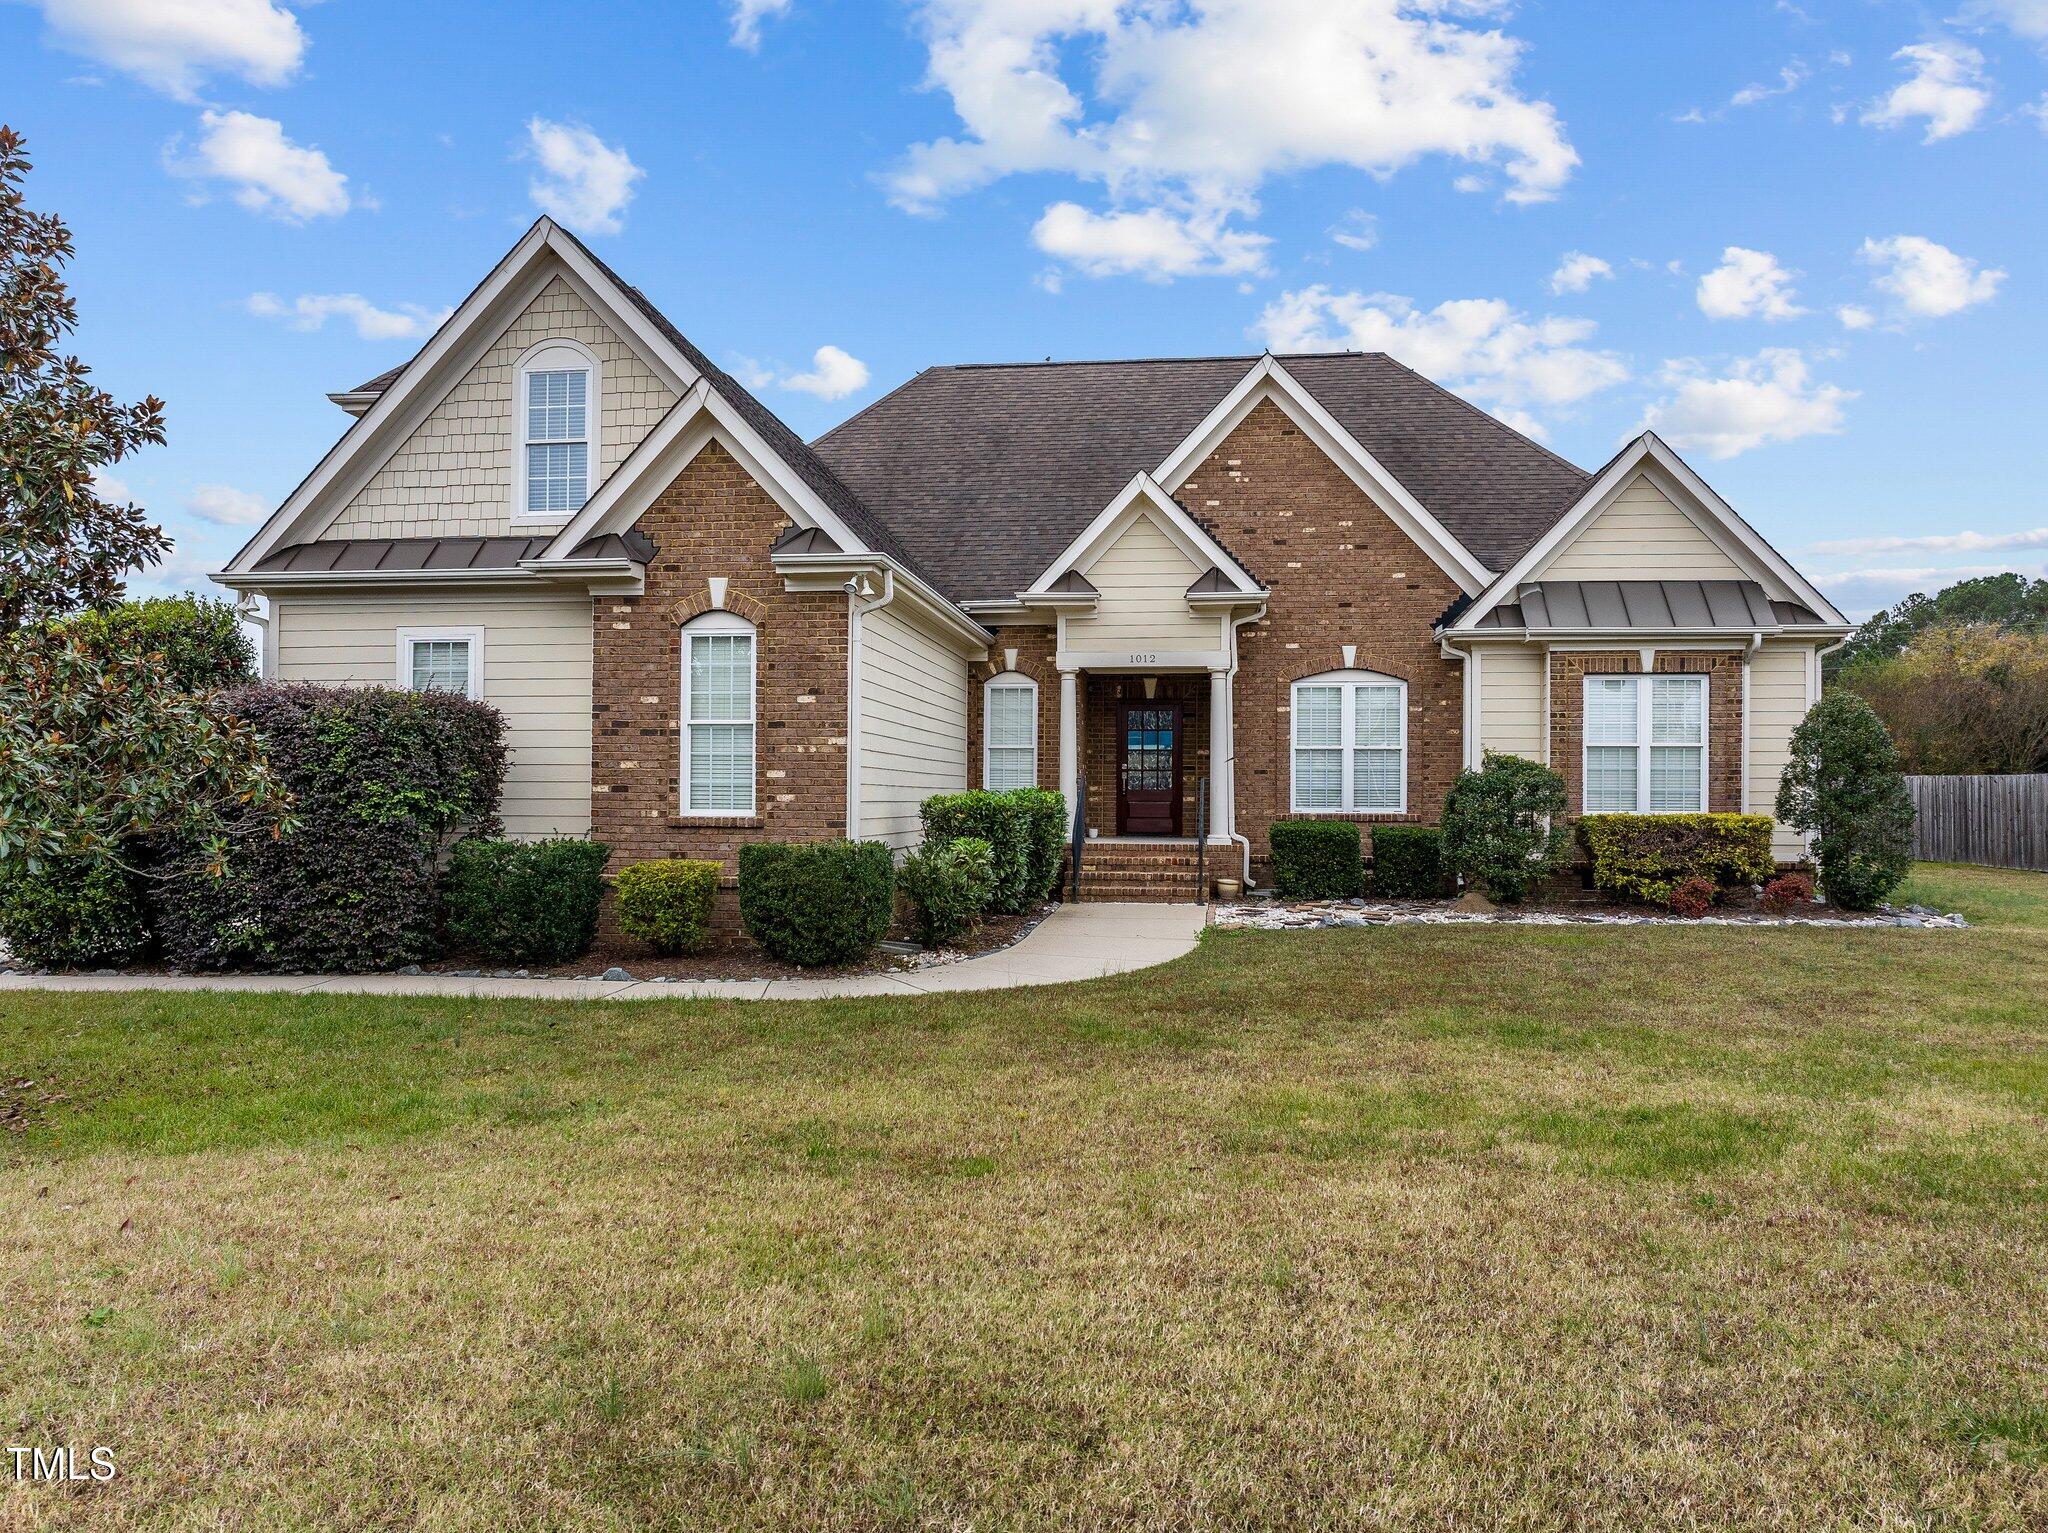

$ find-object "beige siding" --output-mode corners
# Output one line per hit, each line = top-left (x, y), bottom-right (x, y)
(1064, 512), (1217, 652)
(858, 602), (969, 850)
(1475, 646), (1546, 760)
(272, 590), (594, 838)
(326, 277), (677, 541)
(1543, 474), (1749, 582)
(1748, 640), (1816, 861)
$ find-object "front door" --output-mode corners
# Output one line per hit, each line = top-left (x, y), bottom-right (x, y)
(1117, 701), (1182, 835)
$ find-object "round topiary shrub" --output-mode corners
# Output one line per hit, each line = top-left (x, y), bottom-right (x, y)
(0, 856), (149, 970)
(443, 837), (611, 966)
(1776, 690), (1915, 911)
(738, 841), (894, 967)
(1268, 820), (1363, 899)
(614, 858), (722, 956)
(899, 836), (997, 947)
(1439, 752), (1569, 903)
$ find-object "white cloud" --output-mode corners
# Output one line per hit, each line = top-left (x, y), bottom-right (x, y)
(1729, 61), (1810, 108)
(1809, 527), (2048, 555)
(1961, 1), (2048, 42)
(733, 345), (872, 401)
(1858, 234), (2004, 318)
(2029, 93), (2048, 128)
(246, 291), (451, 340)
(728, 0), (792, 50)
(170, 109), (350, 222)
(1696, 246), (1806, 321)
(1549, 251), (1613, 295)
(1836, 303), (1875, 329)
(1328, 210), (1379, 252)
(185, 483), (269, 527)
(1642, 349), (1853, 459)
(1814, 561), (2047, 613)
(883, 0), (1577, 279)
(19, 0), (306, 101)
(1253, 286), (1629, 438)
(522, 118), (643, 235)
(1860, 40), (1990, 142)
(1032, 202), (1270, 281)
(92, 469), (134, 504)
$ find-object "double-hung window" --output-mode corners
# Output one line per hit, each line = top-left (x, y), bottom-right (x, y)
(514, 341), (598, 521)
(1290, 671), (1408, 813)
(682, 614), (756, 814)
(396, 628), (481, 700)
(983, 677), (1038, 790)
(1582, 673), (1707, 813)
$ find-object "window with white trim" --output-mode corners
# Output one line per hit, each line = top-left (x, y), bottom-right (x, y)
(983, 675), (1038, 790)
(514, 341), (599, 521)
(681, 612), (755, 815)
(396, 628), (481, 700)
(1582, 673), (1707, 813)
(1290, 670), (1407, 813)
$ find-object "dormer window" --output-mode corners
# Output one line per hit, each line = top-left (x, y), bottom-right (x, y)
(513, 339), (600, 522)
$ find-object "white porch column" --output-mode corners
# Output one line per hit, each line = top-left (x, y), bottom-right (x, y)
(1208, 668), (1232, 843)
(1058, 668), (1080, 818)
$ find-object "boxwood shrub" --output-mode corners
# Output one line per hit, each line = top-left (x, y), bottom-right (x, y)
(738, 840), (894, 967)
(898, 836), (997, 947)
(920, 791), (1032, 913)
(1369, 826), (1447, 899)
(1439, 753), (1569, 903)
(1577, 813), (1776, 905)
(150, 684), (506, 972)
(443, 837), (610, 965)
(1007, 788), (1068, 902)
(1269, 820), (1363, 899)
(614, 858), (722, 955)
(0, 856), (149, 970)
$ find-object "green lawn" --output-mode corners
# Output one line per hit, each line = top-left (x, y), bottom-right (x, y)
(3, 864), (2045, 1530)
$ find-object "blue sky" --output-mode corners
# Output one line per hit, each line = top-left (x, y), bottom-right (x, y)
(3, 0), (2043, 616)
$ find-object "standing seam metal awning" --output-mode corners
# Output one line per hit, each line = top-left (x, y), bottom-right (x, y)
(1468, 579), (1822, 631)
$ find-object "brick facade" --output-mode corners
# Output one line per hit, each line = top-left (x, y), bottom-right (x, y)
(1547, 650), (1745, 815)
(965, 627), (1061, 795)
(590, 440), (850, 873)
(1178, 398), (1466, 877)
(1080, 674), (1211, 838)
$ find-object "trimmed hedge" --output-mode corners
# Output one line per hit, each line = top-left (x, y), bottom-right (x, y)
(443, 838), (610, 965)
(150, 684), (506, 972)
(1369, 826), (1447, 899)
(920, 791), (1031, 914)
(0, 856), (149, 970)
(1577, 813), (1776, 905)
(615, 858), (722, 956)
(738, 840), (894, 967)
(899, 836), (997, 947)
(1439, 752), (1569, 903)
(1269, 820), (1363, 899)
(1008, 788), (1068, 903)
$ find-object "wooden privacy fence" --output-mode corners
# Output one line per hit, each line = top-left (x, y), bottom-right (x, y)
(1907, 774), (2048, 871)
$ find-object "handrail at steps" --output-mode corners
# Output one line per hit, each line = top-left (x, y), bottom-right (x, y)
(1068, 770), (1086, 902)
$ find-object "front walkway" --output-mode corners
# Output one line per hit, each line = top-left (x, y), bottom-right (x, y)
(0, 902), (1209, 1004)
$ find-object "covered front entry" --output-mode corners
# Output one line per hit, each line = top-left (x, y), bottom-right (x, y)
(1116, 700), (1182, 835)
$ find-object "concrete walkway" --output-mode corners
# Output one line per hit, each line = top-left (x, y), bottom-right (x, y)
(0, 902), (1209, 1004)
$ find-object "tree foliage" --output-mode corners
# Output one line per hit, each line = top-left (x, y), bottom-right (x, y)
(1439, 752), (1568, 903)
(1838, 622), (2048, 775)
(0, 126), (170, 631)
(1775, 690), (1915, 911)
(1830, 572), (2048, 678)
(50, 594), (256, 693)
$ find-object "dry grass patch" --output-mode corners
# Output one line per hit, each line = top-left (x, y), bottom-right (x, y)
(2, 865), (2045, 1529)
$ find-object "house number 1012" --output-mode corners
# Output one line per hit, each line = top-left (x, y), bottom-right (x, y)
(1128, 653), (1157, 665)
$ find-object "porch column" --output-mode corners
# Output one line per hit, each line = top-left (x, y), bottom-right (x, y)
(1208, 668), (1231, 844)
(1058, 667), (1080, 818)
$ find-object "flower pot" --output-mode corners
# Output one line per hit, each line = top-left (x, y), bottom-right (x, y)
(1215, 879), (1241, 900)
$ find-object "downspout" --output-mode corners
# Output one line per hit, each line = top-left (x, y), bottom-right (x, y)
(842, 568), (895, 841)
(1739, 630), (1761, 811)
(1226, 606), (1264, 885)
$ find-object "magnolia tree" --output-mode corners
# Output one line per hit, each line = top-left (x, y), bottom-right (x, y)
(0, 127), (289, 875)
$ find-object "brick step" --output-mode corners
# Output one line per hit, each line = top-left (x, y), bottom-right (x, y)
(1072, 880), (1205, 903)
(1078, 854), (1205, 872)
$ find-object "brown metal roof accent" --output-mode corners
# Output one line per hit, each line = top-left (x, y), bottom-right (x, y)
(1044, 570), (1098, 596)
(1185, 566), (1250, 597)
(1472, 580), (1819, 631)
(770, 524), (843, 556)
(566, 528), (656, 563)
(252, 536), (553, 574)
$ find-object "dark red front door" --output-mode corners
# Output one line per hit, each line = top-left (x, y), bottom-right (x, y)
(1117, 702), (1182, 835)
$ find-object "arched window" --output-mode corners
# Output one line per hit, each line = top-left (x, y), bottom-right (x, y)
(983, 673), (1038, 790)
(1290, 669), (1408, 814)
(513, 339), (601, 522)
(680, 611), (755, 815)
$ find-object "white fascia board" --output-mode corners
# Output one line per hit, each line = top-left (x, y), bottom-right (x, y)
(1022, 472), (1261, 598)
(773, 551), (991, 653)
(1450, 432), (1847, 631)
(224, 219), (702, 576)
(1153, 355), (1494, 595)
(209, 567), (541, 595)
